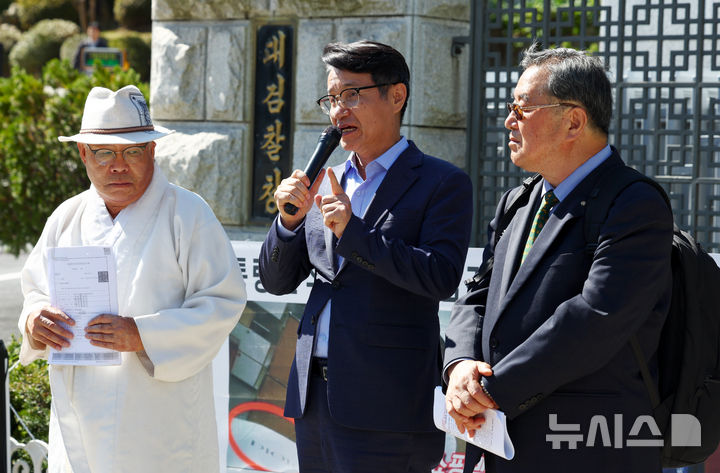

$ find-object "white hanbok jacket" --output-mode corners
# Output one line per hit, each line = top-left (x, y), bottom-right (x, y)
(18, 164), (247, 473)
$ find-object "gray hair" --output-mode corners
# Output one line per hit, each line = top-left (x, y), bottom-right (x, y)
(520, 44), (612, 135)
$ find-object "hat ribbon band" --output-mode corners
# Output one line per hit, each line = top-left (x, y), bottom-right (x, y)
(79, 125), (155, 134)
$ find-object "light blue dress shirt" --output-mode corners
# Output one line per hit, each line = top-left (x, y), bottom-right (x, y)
(544, 144), (612, 204)
(278, 137), (409, 358)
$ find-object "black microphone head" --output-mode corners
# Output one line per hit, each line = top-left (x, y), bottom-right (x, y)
(321, 125), (342, 142)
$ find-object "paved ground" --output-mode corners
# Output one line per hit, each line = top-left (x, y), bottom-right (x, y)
(0, 249), (27, 345)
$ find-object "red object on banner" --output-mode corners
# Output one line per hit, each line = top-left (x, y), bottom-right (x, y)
(707, 445), (720, 473)
(432, 452), (485, 473)
(228, 401), (295, 472)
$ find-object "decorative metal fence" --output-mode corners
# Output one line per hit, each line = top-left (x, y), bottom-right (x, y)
(467, 0), (720, 251)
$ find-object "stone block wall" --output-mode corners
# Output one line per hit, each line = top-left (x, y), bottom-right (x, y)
(150, 0), (470, 236)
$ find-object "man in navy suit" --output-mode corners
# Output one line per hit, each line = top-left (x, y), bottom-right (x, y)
(259, 40), (472, 472)
(444, 45), (673, 473)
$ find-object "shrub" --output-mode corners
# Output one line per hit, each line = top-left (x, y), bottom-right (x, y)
(7, 335), (50, 444)
(0, 22), (22, 51)
(114, 0), (150, 30)
(15, 0), (78, 30)
(9, 19), (79, 75)
(0, 23), (22, 76)
(0, 0), (13, 18)
(1, 3), (22, 29)
(59, 32), (85, 63)
(0, 59), (148, 256)
(107, 31), (150, 81)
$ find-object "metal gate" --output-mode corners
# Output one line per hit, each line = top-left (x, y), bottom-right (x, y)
(467, 0), (720, 252)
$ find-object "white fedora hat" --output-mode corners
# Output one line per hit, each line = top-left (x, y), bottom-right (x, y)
(59, 85), (174, 144)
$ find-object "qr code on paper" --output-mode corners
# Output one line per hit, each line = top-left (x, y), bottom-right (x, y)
(97, 271), (109, 283)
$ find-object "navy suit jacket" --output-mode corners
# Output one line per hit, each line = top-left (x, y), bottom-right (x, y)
(444, 150), (673, 473)
(260, 141), (473, 433)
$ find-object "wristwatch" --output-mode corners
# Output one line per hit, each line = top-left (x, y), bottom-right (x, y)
(481, 379), (495, 404)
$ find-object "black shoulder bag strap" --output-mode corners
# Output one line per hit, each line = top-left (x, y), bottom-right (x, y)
(464, 173), (542, 290)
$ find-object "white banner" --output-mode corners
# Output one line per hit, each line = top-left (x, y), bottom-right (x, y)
(230, 240), (485, 311)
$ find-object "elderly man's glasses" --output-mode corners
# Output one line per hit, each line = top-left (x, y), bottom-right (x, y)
(86, 144), (148, 166)
(506, 102), (577, 120)
(317, 83), (393, 115)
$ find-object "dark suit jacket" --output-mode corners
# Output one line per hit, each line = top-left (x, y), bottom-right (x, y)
(260, 141), (472, 433)
(444, 150), (673, 473)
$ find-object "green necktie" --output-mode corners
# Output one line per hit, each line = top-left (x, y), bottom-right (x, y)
(522, 190), (559, 264)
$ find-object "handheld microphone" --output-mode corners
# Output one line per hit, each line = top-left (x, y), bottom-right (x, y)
(283, 125), (342, 216)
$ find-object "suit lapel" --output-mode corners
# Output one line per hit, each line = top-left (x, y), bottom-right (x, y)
(304, 163), (345, 280)
(494, 151), (626, 315)
(305, 207), (334, 280)
(336, 143), (422, 275)
(498, 182), (542, 298)
(502, 200), (582, 304)
(363, 144), (421, 226)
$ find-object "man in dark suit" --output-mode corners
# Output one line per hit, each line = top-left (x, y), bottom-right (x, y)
(443, 45), (673, 473)
(259, 40), (473, 472)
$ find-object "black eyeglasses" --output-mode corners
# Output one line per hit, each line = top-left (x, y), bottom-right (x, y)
(86, 144), (148, 166)
(506, 102), (578, 120)
(317, 83), (393, 115)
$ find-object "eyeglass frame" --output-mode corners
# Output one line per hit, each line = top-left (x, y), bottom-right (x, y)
(506, 102), (578, 121)
(85, 143), (149, 166)
(316, 83), (394, 115)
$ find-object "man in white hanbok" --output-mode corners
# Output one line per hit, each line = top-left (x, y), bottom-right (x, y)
(17, 85), (247, 473)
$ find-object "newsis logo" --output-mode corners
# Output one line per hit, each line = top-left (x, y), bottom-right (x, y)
(546, 414), (701, 449)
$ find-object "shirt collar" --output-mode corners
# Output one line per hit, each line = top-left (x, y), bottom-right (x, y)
(544, 144), (612, 201)
(344, 136), (409, 178)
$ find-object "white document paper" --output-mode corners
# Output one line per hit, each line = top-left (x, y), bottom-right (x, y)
(433, 386), (515, 460)
(47, 246), (121, 366)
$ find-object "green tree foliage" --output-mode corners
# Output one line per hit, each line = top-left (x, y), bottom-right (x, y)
(114, 0), (151, 30)
(0, 0), (12, 17)
(106, 31), (151, 81)
(0, 59), (148, 256)
(59, 32), (85, 63)
(0, 23), (22, 76)
(108, 34), (150, 81)
(7, 335), (50, 443)
(0, 23), (22, 51)
(487, 0), (600, 65)
(14, 0), (78, 30)
(9, 19), (79, 75)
